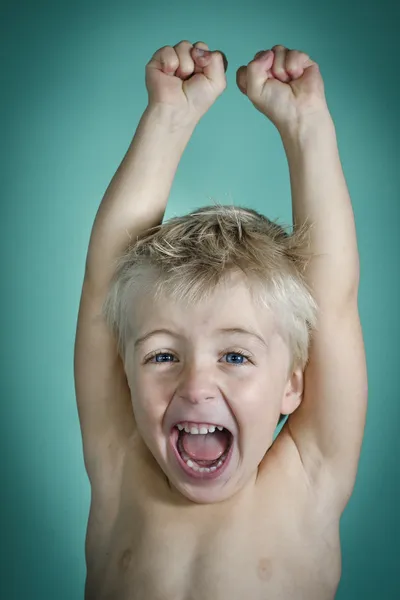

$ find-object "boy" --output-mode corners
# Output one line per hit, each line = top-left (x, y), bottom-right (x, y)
(74, 41), (368, 599)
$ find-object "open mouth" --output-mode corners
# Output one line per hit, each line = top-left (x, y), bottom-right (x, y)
(170, 424), (234, 480)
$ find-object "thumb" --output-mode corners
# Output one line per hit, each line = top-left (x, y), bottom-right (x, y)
(191, 48), (228, 87)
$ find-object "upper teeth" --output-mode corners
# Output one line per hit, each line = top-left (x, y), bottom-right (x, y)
(176, 423), (224, 434)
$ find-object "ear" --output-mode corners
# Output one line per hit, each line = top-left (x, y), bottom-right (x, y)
(280, 366), (304, 416)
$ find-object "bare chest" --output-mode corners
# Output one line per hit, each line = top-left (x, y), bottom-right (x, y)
(85, 443), (342, 600)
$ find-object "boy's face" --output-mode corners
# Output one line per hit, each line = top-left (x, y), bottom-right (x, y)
(125, 272), (303, 504)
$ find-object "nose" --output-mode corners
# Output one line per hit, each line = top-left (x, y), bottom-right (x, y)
(176, 362), (217, 404)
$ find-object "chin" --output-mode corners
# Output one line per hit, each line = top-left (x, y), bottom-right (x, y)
(169, 475), (238, 504)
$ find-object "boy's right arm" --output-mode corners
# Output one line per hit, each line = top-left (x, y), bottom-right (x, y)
(74, 105), (196, 486)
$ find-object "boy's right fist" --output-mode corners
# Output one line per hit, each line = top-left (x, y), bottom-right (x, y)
(145, 40), (228, 126)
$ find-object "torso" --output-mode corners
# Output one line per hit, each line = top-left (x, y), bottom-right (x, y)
(84, 425), (342, 600)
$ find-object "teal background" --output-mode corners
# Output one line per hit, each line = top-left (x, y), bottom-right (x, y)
(2, 0), (399, 598)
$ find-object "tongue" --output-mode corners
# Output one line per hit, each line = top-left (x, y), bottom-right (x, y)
(181, 430), (229, 462)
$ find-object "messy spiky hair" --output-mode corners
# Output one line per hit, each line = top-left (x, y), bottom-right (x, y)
(102, 203), (318, 383)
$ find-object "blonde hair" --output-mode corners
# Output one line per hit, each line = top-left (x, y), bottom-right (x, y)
(102, 203), (318, 377)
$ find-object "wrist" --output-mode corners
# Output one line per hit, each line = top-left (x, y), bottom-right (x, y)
(144, 103), (199, 136)
(280, 109), (336, 149)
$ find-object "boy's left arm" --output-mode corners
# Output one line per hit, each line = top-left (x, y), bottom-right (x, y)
(281, 111), (368, 507)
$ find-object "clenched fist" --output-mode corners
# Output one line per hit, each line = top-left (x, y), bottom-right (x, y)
(236, 45), (329, 132)
(146, 40), (228, 126)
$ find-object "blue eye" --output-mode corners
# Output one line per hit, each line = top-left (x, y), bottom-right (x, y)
(151, 352), (175, 363)
(145, 350), (251, 365)
(224, 352), (249, 365)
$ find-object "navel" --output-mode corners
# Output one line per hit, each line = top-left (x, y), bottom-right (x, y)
(257, 556), (273, 581)
(119, 548), (133, 571)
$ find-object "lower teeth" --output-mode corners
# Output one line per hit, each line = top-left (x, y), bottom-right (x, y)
(178, 437), (230, 473)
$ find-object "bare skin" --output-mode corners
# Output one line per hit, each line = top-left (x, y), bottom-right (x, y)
(84, 422), (341, 600)
(77, 275), (347, 600)
(75, 44), (367, 599)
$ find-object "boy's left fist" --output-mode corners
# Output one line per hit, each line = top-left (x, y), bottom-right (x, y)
(236, 45), (329, 132)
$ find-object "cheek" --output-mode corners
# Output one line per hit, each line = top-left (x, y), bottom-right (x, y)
(235, 377), (282, 424)
(133, 377), (171, 425)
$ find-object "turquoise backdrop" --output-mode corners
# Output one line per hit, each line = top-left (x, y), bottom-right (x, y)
(2, 0), (399, 598)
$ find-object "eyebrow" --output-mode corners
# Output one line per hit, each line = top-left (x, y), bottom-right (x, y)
(217, 327), (268, 348)
(133, 327), (268, 350)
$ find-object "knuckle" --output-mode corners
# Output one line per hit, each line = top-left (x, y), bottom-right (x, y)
(247, 61), (258, 75)
(159, 45), (174, 54)
(286, 56), (300, 67)
(286, 50), (309, 71)
(155, 46), (179, 68)
(159, 45), (174, 58)
(193, 41), (209, 49)
(164, 46), (178, 56)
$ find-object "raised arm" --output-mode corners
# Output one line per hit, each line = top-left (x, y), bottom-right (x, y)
(282, 112), (368, 505)
(83, 105), (194, 294)
(74, 41), (227, 485)
(237, 45), (368, 508)
(75, 105), (195, 480)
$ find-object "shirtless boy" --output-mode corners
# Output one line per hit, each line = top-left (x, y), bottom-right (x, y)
(74, 40), (368, 600)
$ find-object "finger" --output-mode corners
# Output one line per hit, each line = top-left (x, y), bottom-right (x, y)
(214, 49), (229, 73)
(192, 41), (210, 74)
(174, 40), (197, 80)
(271, 45), (291, 83)
(192, 48), (228, 90)
(236, 50), (275, 98)
(236, 65), (248, 95)
(285, 49), (309, 77)
(147, 45), (180, 74)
